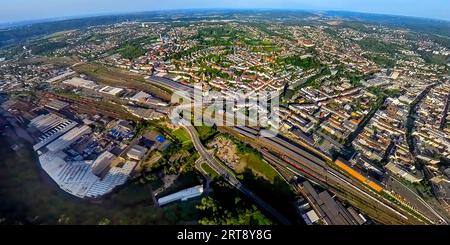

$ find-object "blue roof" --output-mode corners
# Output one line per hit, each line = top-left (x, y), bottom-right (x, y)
(156, 135), (166, 143)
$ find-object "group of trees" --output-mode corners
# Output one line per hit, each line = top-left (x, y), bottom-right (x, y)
(119, 44), (146, 60)
(357, 37), (401, 54)
(357, 37), (401, 68)
(30, 40), (68, 55)
(195, 26), (242, 47)
(280, 55), (321, 70)
(195, 125), (218, 142)
(300, 66), (331, 89)
(367, 86), (401, 99)
(331, 65), (366, 86)
(196, 181), (272, 225)
(196, 65), (230, 80)
(417, 49), (449, 66)
(364, 54), (397, 68)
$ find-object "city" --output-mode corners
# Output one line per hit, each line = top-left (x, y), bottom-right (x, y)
(1, 2), (450, 231)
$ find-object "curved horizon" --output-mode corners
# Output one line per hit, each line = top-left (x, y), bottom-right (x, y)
(1, 7), (450, 28)
(1, 0), (450, 25)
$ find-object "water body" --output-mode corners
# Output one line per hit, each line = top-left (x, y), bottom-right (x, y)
(0, 124), (199, 225)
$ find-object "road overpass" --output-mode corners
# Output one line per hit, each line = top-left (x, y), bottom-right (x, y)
(183, 125), (291, 225)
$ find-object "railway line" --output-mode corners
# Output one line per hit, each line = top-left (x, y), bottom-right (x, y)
(230, 126), (433, 224)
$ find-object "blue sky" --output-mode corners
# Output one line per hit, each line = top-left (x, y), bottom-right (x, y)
(1, 0), (449, 23)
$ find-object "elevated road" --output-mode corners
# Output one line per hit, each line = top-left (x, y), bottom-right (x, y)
(183, 125), (291, 225)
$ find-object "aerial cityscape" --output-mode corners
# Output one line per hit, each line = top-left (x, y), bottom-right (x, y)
(1, 0), (450, 228)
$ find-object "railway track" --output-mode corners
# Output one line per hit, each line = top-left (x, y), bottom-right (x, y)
(226, 126), (431, 224)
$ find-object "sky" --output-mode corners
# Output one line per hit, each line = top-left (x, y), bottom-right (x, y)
(1, 0), (449, 24)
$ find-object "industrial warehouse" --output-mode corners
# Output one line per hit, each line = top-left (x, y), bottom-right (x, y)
(26, 109), (169, 199)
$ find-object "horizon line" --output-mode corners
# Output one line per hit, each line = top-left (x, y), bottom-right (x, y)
(1, 7), (450, 28)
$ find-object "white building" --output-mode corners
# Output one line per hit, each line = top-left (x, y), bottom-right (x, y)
(99, 86), (124, 96)
(38, 152), (137, 199)
(91, 151), (116, 175)
(158, 185), (204, 206)
(46, 125), (92, 152)
(127, 145), (148, 160)
(63, 77), (98, 90)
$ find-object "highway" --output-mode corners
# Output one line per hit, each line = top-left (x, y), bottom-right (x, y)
(182, 125), (291, 225)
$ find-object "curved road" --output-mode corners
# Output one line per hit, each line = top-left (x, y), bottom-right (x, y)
(183, 125), (291, 225)
(386, 175), (448, 224)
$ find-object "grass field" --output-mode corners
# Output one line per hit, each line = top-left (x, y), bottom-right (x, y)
(45, 30), (77, 41)
(25, 56), (80, 66)
(172, 128), (192, 148)
(201, 162), (219, 179)
(239, 152), (278, 183)
(195, 125), (218, 142)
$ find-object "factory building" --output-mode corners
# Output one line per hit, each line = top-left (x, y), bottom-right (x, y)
(91, 151), (116, 175)
(29, 113), (79, 151)
(127, 145), (148, 160)
(29, 113), (69, 133)
(98, 86), (124, 96)
(45, 99), (69, 111)
(46, 125), (92, 152)
(63, 77), (98, 90)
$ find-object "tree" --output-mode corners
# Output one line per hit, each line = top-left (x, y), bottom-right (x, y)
(196, 182), (273, 225)
(119, 44), (145, 60)
(98, 218), (111, 225)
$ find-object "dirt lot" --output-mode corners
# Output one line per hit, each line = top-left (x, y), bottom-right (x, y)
(208, 135), (280, 182)
(208, 136), (243, 172)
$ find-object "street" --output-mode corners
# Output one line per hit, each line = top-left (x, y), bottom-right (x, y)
(183, 125), (291, 225)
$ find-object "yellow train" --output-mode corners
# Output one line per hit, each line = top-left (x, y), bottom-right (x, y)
(334, 158), (384, 193)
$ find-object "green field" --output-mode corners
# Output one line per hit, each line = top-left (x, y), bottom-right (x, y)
(239, 152), (278, 183)
(201, 162), (219, 179)
(195, 125), (218, 142)
(45, 30), (77, 41)
(172, 128), (192, 148)
(118, 44), (146, 60)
